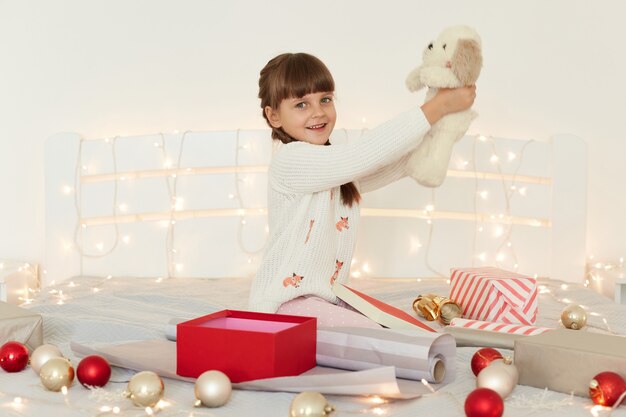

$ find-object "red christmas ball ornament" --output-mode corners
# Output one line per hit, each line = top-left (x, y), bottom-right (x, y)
(471, 348), (503, 376)
(465, 388), (504, 417)
(589, 371), (626, 407)
(77, 355), (111, 388)
(0, 341), (29, 373)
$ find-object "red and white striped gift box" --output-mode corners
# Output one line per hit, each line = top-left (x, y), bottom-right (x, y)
(449, 267), (538, 325)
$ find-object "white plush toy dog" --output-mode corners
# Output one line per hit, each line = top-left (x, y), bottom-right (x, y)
(406, 25), (482, 187)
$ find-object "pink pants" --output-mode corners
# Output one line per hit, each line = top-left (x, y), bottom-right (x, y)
(277, 296), (381, 329)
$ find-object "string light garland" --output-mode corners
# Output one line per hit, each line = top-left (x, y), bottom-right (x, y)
(73, 136), (121, 266)
(69, 130), (271, 279)
(234, 129), (269, 263)
(51, 129), (592, 291)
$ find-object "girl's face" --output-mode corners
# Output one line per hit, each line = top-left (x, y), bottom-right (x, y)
(265, 91), (336, 145)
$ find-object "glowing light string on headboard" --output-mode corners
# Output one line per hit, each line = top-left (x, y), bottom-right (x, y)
(73, 136), (121, 275)
(154, 131), (191, 277)
(72, 130), (272, 277)
(234, 129), (268, 261)
(472, 135), (536, 270)
(71, 130), (552, 280)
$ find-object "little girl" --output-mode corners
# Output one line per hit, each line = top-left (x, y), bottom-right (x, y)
(249, 52), (475, 328)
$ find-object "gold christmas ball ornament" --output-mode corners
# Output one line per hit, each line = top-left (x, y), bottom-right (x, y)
(475, 359), (519, 399)
(289, 392), (335, 417)
(561, 304), (587, 330)
(194, 370), (232, 408)
(31, 344), (64, 374)
(39, 357), (75, 391)
(125, 371), (165, 407)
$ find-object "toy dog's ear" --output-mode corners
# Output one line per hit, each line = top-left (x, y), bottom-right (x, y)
(451, 39), (482, 86)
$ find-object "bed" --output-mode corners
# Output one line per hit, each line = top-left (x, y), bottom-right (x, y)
(3, 129), (624, 417)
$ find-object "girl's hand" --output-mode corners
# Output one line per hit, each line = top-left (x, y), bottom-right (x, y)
(421, 85), (476, 125)
(436, 85), (476, 114)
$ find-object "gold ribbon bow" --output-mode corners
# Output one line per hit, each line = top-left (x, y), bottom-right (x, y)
(412, 294), (462, 325)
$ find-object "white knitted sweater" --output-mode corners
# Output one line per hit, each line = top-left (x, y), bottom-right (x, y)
(248, 106), (431, 313)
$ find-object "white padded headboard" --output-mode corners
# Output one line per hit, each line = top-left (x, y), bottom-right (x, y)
(44, 130), (587, 286)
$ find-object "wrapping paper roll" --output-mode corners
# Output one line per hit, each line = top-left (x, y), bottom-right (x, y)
(316, 326), (456, 383)
(445, 318), (553, 349)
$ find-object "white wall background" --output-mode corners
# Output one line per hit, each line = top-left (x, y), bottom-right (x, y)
(1, 0), (624, 268)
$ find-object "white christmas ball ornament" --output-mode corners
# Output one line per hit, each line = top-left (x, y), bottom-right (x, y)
(194, 370), (232, 407)
(290, 392), (335, 417)
(126, 371), (165, 407)
(476, 359), (519, 398)
(40, 357), (75, 391)
(31, 344), (64, 374)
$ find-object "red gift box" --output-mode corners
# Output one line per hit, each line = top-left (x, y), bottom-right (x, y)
(176, 310), (316, 382)
(449, 267), (538, 325)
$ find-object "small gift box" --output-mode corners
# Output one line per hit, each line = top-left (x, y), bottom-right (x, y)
(176, 310), (316, 382)
(0, 301), (44, 351)
(449, 267), (538, 325)
(514, 329), (626, 397)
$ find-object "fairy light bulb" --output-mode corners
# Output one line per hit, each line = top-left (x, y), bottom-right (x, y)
(479, 190), (489, 200)
(507, 151), (517, 161)
(410, 237), (423, 253)
(173, 197), (184, 211)
(490, 154), (499, 164)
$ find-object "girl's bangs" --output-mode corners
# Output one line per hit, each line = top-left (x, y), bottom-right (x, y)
(277, 57), (334, 102)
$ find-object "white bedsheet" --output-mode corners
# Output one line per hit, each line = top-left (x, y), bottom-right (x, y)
(2, 276), (625, 417)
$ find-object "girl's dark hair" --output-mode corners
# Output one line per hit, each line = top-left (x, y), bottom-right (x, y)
(258, 52), (361, 207)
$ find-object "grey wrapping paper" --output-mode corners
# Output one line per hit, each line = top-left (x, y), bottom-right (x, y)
(70, 339), (428, 398)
